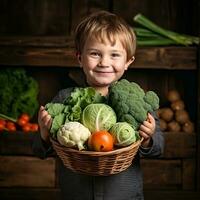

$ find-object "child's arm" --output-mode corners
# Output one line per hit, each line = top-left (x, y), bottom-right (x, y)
(139, 112), (164, 157)
(32, 88), (74, 158)
(32, 106), (53, 159)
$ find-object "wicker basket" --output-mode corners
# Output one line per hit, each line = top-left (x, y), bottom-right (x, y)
(51, 138), (142, 176)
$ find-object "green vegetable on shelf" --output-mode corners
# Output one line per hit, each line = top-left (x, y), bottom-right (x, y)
(133, 13), (199, 46)
(0, 68), (39, 119)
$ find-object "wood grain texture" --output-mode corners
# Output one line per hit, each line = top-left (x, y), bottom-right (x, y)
(0, 156), (55, 187)
(0, 188), (200, 200)
(0, 37), (197, 69)
(141, 159), (182, 189)
(163, 132), (196, 158)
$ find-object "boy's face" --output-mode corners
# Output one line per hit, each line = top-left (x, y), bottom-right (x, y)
(79, 37), (134, 88)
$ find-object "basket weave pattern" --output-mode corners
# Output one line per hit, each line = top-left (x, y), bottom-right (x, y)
(51, 138), (142, 176)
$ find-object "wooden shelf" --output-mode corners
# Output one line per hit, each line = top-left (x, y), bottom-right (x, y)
(1, 188), (200, 200)
(0, 36), (197, 70)
(0, 132), (37, 155)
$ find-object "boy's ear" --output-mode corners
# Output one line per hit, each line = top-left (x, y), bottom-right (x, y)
(125, 56), (135, 70)
(76, 52), (82, 65)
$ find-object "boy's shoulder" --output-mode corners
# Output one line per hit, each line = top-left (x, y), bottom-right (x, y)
(52, 87), (75, 103)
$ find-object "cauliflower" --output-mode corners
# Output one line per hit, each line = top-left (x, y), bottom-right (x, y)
(57, 122), (91, 150)
(108, 79), (159, 130)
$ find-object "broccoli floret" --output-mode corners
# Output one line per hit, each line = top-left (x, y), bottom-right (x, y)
(128, 100), (147, 123)
(108, 79), (160, 130)
(144, 91), (160, 111)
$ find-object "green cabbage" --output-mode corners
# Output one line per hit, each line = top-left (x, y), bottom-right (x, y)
(109, 122), (137, 147)
(81, 103), (117, 133)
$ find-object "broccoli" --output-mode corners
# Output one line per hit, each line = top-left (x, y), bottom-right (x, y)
(108, 79), (159, 130)
(144, 91), (159, 111)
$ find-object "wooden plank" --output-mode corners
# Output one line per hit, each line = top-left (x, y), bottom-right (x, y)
(70, 0), (110, 34)
(163, 132), (196, 158)
(0, 46), (78, 67)
(182, 159), (196, 190)
(0, 36), (74, 47)
(113, 0), (198, 36)
(0, 188), (61, 200)
(141, 159), (182, 189)
(0, 156), (55, 187)
(32, 68), (78, 105)
(0, 37), (197, 69)
(0, 132), (35, 155)
(0, 188), (200, 200)
(144, 190), (200, 200)
(0, 0), (71, 36)
(113, 0), (148, 26)
(134, 47), (197, 70)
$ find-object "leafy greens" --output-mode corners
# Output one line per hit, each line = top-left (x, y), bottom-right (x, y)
(0, 68), (39, 118)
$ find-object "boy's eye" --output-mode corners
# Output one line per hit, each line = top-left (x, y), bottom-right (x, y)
(111, 53), (121, 58)
(90, 52), (100, 57)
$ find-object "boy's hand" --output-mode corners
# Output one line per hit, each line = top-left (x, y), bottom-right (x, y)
(38, 106), (52, 142)
(139, 113), (156, 148)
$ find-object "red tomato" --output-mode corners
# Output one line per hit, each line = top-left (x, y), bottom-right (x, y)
(22, 123), (31, 133)
(0, 119), (6, 131)
(17, 118), (28, 127)
(88, 130), (114, 152)
(19, 113), (30, 123)
(0, 123), (5, 131)
(0, 119), (6, 126)
(30, 123), (39, 132)
(6, 122), (16, 132)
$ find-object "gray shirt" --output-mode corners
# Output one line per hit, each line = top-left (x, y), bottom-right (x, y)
(32, 88), (164, 200)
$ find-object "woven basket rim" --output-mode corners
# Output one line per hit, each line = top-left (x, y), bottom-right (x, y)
(50, 137), (143, 156)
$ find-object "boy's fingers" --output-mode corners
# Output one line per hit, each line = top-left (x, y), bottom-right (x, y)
(139, 130), (149, 140)
(47, 117), (53, 129)
(140, 124), (152, 135)
(147, 113), (155, 123)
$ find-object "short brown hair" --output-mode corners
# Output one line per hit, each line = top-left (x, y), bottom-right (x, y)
(74, 11), (136, 60)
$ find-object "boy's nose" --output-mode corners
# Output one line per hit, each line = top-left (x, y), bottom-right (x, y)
(99, 56), (110, 67)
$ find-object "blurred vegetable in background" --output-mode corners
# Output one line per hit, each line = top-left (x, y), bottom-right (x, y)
(0, 113), (39, 133)
(0, 68), (39, 118)
(133, 13), (199, 46)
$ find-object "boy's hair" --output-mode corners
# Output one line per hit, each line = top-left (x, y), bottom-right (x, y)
(75, 10), (136, 60)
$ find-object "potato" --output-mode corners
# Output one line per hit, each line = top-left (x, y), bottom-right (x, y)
(167, 90), (181, 103)
(175, 110), (189, 124)
(160, 108), (174, 122)
(167, 121), (181, 132)
(182, 121), (194, 133)
(159, 119), (167, 131)
(171, 100), (185, 111)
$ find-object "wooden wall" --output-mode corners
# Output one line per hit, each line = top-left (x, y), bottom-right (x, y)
(0, 0), (199, 36)
(0, 0), (199, 200)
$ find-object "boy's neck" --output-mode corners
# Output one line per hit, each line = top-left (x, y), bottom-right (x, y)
(93, 86), (109, 96)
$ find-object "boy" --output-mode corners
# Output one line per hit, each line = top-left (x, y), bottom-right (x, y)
(33, 11), (164, 200)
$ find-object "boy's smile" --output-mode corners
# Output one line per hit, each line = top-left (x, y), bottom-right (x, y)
(79, 37), (134, 94)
